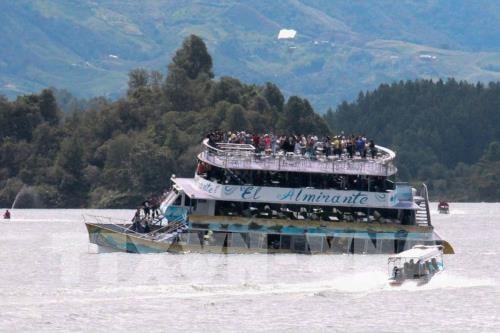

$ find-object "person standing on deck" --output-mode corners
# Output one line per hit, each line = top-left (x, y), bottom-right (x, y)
(369, 140), (377, 158)
(151, 196), (160, 218)
(142, 200), (151, 217)
(131, 208), (142, 232)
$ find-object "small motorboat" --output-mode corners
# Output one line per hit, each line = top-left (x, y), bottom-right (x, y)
(388, 245), (444, 286)
(438, 201), (449, 214)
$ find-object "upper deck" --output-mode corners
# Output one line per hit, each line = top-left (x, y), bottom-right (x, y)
(198, 138), (397, 177)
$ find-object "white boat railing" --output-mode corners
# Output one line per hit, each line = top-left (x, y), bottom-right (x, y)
(83, 214), (149, 238)
(83, 213), (187, 240)
(200, 139), (397, 176)
(421, 184), (432, 227)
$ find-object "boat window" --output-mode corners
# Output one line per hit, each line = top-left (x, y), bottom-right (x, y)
(230, 233), (249, 249)
(216, 201), (243, 216)
(352, 238), (367, 253)
(201, 165), (392, 191)
(212, 232), (229, 249)
(187, 231), (204, 247)
(267, 234), (281, 250)
(249, 233), (266, 249)
(280, 235), (291, 250)
(306, 234), (324, 253)
(380, 239), (396, 253)
(328, 237), (349, 253)
(399, 210), (414, 225)
(292, 236), (306, 252)
(365, 236), (378, 254)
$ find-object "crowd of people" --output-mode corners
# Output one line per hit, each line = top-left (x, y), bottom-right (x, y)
(130, 196), (162, 233)
(394, 258), (441, 279)
(206, 130), (378, 159)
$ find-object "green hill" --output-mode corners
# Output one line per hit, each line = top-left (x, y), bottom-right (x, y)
(0, 35), (328, 208)
(3, 1), (500, 112)
(325, 79), (500, 201)
(1, 35), (499, 207)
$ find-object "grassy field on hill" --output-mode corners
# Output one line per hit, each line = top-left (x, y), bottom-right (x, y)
(3, 1), (500, 112)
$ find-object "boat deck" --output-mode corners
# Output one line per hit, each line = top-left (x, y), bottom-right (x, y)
(199, 139), (397, 176)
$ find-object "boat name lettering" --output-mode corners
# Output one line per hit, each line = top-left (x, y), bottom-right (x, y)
(240, 186), (262, 200)
(198, 181), (220, 194)
(279, 189), (368, 205)
(195, 177), (399, 208)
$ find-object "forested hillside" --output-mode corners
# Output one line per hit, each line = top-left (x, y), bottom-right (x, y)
(4, 1), (500, 112)
(325, 80), (500, 201)
(1, 35), (499, 208)
(0, 36), (328, 208)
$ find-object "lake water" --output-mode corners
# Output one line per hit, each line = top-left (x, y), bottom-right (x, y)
(0, 203), (498, 332)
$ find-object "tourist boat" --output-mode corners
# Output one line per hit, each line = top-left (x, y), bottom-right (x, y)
(85, 135), (454, 254)
(438, 201), (450, 214)
(388, 245), (444, 286)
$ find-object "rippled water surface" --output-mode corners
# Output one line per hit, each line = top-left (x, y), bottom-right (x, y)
(0, 204), (499, 332)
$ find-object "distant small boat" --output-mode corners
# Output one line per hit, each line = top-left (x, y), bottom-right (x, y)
(438, 202), (449, 214)
(388, 245), (444, 286)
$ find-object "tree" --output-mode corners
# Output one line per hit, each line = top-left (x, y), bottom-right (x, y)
(163, 35), (214, 111)
(56, 137), (84, 177)
(169, 34), (213, 80)
(128, 139), (173, 194)
(127, 68), (150, 97)
(39, 89), (60, 125)
(221, 104), (248, 131)
(163, 66), (191, 111)
(281, 96), (328, 134)
(262, 82), (284, 113)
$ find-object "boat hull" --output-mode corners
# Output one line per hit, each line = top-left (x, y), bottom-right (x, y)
(85, 216), (454, 254)
(85, 223), (173, 253)
(389, 272), (438, 286)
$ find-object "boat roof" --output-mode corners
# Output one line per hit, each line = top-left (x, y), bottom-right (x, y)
(174, 177), (216, 200)
(389, 245), (443, 261)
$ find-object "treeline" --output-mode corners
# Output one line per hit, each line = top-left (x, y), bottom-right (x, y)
(1, 36), (499, 207)
(0, 35), (328, 208)
(325, 79), (500, 201)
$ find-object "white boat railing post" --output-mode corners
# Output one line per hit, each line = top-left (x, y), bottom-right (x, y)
(422, 183), (432, 227)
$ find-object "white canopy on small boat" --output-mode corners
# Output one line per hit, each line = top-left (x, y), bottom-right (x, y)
(389, 245), (443, 262)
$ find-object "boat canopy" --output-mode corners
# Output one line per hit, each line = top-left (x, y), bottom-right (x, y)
(389, 245), (443, 262)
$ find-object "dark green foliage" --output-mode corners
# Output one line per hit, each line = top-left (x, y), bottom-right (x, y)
(127, 69), (150, 97)
(0, 35), (328, 207)
(163, 35), (214, 112)
(2, 35), (499, 207)
(38, 89), (60, 125)
(170, 35), (214, 80)
(280, 96), (330, 134)
(325, 79), (500, 201)
(262, 82), (285, 114)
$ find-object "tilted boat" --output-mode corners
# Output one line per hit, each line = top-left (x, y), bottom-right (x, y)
(388, 245), (445, 286)
(85, 135), (454, 254)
